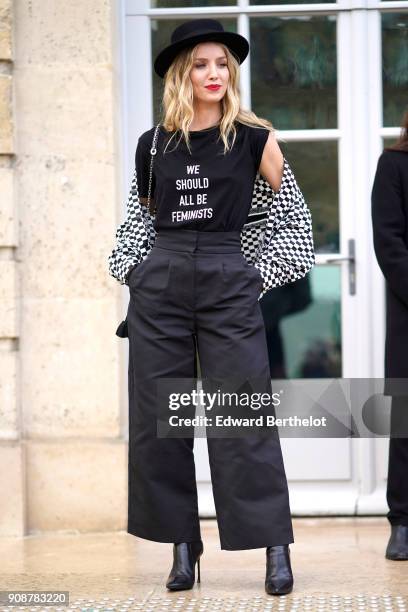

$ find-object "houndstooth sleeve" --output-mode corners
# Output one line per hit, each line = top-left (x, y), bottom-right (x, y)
(107, 167), (156, 285)
(253, 157), (315, 298)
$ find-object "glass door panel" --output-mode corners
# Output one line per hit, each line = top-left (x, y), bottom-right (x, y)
(250, 15), (342, 379)
(381, 13), (408, 127)
(250, 16), (337, 129)
(281, 141), (339, 253)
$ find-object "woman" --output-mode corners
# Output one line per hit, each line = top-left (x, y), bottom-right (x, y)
(108, 19), (315, 593)
(371, 110), (408, 561)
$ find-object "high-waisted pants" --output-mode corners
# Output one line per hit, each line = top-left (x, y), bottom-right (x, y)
(126, 228), (294, 550)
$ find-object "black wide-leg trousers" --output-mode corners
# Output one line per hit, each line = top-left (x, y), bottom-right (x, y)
(126, 228), (294, 550)
(387, 395), (408, 527)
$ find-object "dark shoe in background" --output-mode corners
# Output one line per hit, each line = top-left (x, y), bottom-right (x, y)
(166, 540), (204, 590)
(265, 544), (294, 595)
(386, 525), (408, 560)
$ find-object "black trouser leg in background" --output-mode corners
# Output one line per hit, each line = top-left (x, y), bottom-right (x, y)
(387, 396), (408, 527)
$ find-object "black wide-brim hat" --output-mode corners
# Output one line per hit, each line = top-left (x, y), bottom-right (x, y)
(154, 18), (249, 79)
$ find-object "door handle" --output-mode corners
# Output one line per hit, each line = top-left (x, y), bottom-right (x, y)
(321, 239), (356, 295)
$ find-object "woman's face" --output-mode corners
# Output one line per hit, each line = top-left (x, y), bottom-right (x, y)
(189, 42), (229, 104)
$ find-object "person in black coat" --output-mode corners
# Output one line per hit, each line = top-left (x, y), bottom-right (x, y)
(371, 110), (408, 560)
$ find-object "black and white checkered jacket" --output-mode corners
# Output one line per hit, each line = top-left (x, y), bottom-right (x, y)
(108, 155), (315, 302)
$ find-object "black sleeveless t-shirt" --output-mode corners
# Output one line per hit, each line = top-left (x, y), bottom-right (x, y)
(135, 120), (270, 232)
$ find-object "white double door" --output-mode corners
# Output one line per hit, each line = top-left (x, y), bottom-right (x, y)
(123, 2), (397, 516)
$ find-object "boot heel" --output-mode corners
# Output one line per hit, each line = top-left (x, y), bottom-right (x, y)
(166, 540), (203, 591)
(197, 557), (201, 583)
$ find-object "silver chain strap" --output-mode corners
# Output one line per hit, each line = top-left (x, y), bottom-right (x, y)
(147, 122), (161, 214)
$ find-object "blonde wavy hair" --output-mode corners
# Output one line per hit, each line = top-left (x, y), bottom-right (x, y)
(160, 42), (276, 156)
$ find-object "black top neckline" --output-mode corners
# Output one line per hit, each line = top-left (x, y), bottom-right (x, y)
(189, 122), (221, 133)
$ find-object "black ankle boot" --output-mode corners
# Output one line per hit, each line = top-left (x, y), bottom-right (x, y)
(166, 540), (204, 591)
(265, 544), (294, 595)
(386, 525), (408, 560)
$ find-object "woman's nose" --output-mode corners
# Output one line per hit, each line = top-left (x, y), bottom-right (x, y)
(208, 64), (219, 77)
